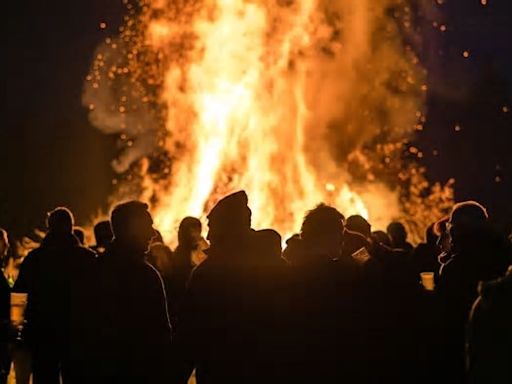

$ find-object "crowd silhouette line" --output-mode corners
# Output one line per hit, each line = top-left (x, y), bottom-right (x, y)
(1, 192), (511, 384)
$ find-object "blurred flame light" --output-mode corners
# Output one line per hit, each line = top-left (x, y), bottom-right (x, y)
(83, 0), (454, 242)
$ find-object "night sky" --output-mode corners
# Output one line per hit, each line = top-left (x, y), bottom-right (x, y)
(3, 0), (512, 238)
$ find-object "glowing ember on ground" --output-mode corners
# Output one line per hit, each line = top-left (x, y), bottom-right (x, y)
(84, 0), (454, 243)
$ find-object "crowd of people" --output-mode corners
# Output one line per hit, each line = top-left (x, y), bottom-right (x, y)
(1, 191), (511, 384)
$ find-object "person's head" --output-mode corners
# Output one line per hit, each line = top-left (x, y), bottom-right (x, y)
(0, 228), (9, 259)
(301, 204), (345, 251)
(387, 221), (408, 246)
(178, 217), (202, 249)
(73, 227), (85, 245)
(346, 215), (371, 238)
(255, 229), (282, 260)
(371, 230), (392, 247)
(111, 201), (155, 254)
(207, 191), (252, 244)
(46, 207), (74, 235)
(93, 220), (113, 248)
(449, 201), (488, 247)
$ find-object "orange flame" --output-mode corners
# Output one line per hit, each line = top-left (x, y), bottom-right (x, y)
(85, 0), (431, 243)
(148, 0), (380, 241)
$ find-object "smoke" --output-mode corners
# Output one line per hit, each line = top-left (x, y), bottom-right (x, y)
(82, 0), (451, 241)
(82, 39), (161, 173)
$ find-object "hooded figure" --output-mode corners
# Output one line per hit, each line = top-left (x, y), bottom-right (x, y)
(172, 191), (285, 384)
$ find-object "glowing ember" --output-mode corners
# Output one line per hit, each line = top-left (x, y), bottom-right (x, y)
(83, 0), (453, 243)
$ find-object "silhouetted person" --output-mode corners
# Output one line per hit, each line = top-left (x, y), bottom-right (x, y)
(169, 217), (203, 322)
(371, 230), (392, 247)
(254, 229), (285, 266)
(346, 215), (371, 239)
(93, 201), (171, 383)
(437, 201), (512, 383)
(72, 227), (85, 246)
(92, 220), (112, 255)
(414, 223), (441, 277)
(387, 221), (413, 252)
(0, 229), (10, 384)
(173, 191), (283, 384)
(282, 204), (373, 382)
(13, 208), (96, 384)
(467, 267), (512, 383)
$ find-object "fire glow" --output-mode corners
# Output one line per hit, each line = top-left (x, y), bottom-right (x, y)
(84, 0), (439, 242)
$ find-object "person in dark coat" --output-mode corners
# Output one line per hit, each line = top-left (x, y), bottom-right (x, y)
(437, 201), (512, 383)
(13, 208), (97, 384)
(92, 201), (172, 383)
(168, 217), (204, 323)
(0, 229), (11, 384)
(467, 266), (512, 383)
(282, 204), (375, 382)
(172, 191), (285, 384)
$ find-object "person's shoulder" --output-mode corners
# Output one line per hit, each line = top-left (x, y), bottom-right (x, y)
(478, 268), (512, 305)
(141, 260), (166, 285)
(345, 229), (370, 246)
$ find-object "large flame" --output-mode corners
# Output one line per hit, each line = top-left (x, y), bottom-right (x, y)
(84, 0), (439, 242)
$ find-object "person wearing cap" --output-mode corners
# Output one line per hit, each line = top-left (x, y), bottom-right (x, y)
(436, 201), (512, 383)
(172, 191), (284, 384)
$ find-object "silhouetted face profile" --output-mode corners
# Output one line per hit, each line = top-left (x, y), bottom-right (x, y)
(111, 201), (155, 254)
(448, 201), (488, 251)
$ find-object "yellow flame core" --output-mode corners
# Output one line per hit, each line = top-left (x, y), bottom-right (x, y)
(82, 0), (439, 243)
(149, 0), (378, 241)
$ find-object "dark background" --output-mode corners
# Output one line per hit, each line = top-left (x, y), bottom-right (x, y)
(2, 0), (512, 237)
